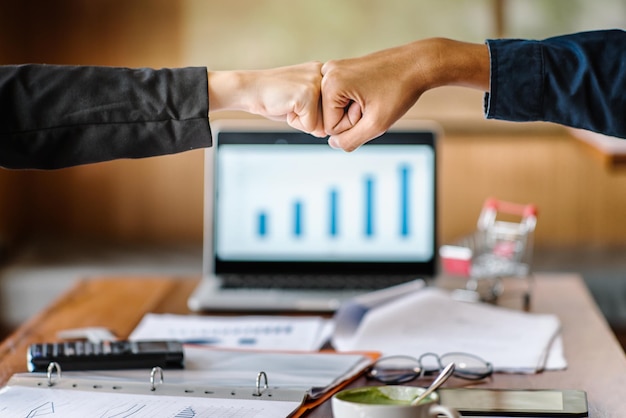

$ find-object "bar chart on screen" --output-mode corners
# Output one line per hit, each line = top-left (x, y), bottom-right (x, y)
(216, 145), (435, 261)
(254, 165), (412, 240)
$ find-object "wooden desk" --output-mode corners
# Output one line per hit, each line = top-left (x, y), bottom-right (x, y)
(1, 274), (625, 417)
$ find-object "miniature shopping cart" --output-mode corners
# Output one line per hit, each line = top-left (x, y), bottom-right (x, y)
(439, 198), (538, 307)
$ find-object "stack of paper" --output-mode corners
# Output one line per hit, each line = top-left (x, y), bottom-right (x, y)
(332, 287), (566, 373)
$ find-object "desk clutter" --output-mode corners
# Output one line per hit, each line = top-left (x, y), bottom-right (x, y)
(0, 281), (568, 417)
(332, 284), (565, 373)
(129, 278), (566, 373)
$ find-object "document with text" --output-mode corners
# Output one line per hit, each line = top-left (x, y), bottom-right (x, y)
(332, 287), (565, 373)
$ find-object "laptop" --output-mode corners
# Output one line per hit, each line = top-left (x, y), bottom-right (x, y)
(187, 119), (439, 312)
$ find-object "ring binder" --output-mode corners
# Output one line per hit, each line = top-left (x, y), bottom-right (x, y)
(46, 361), (61, 386)
(254, 371), (268, 396)
(3, 361), (308, 417)
(25, 362), (306, 403)
(2, 349), (375, 418)
(150, 366), (164, 391)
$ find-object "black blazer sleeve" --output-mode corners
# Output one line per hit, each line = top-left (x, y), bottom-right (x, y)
(0, 65), (212, 169)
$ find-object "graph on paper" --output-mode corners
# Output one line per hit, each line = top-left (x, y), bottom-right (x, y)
(0, 386), (299, 418)
(215, 144), (435, 261)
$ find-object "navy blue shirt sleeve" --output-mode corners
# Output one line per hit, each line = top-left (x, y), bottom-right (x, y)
(484, 30), (626, 139)
(0, 65), (212, 169)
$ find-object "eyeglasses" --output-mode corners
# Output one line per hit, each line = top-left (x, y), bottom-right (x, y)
(366, 352), (493, 384)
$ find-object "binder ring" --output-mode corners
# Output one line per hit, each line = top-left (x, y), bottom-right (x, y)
(47, 362), (62, 387)
(150, 366), (164, 391)
(254, 371), (268, 396)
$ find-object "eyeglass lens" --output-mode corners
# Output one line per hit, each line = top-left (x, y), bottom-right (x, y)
(367, 355), (422, 384)
(439, 353), (492, 379)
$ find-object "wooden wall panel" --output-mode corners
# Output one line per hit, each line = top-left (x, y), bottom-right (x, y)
(439, 130), (626, 248)
(0, 0), (206, 246)
(1, 2), (625, 251)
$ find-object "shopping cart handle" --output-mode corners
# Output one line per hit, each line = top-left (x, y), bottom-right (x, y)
(484, 197), (538, 218)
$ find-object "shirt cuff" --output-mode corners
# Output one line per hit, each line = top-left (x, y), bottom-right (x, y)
(484, 39), (544, 123)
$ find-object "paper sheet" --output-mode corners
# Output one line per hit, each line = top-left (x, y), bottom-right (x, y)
(0, 385), (300, 418)
(130, 313), (330, 351)
(332, 287), (566, 373)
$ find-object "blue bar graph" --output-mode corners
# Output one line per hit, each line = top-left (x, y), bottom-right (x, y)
(400, 165), (410, 237)
(258, 211), (268, 237)
(253, 162), (415, 241)
(293, 200), (303, 237)
(364, 176), (374, 237)
(329, 189), (339, 237)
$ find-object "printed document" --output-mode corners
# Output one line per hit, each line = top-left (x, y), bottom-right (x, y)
(0, 385), (300, 418)
(130, 313), (331, 351)
(332, 287), (565, 373)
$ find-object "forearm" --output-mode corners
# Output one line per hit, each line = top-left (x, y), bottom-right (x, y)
(207, 70), (250, 113)
(485, 30), (626, 138)
(208, 69), (291, 116)
(424, 37), (490, 91)
(0, 65), (212, 169)
(208, 62), (325, 137)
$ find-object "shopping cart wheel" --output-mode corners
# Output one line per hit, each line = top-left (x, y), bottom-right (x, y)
(490, 277), (504, 300)
(522, 274), (534, 311)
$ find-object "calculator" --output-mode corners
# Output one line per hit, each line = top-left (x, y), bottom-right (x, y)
(27, 340), (185, 372)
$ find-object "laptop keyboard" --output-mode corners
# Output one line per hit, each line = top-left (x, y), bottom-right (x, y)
(220, 274), (417, 291)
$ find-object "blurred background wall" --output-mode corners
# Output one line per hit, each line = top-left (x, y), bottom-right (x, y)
(0, 0), (625, 253)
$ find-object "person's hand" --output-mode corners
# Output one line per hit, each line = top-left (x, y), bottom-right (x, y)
(321, 41), (432, 151)
(321, 38), (490, 151)
(208, 62), (325, 137)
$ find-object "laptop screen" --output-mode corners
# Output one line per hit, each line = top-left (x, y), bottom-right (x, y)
(208, 122), (437, 276)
